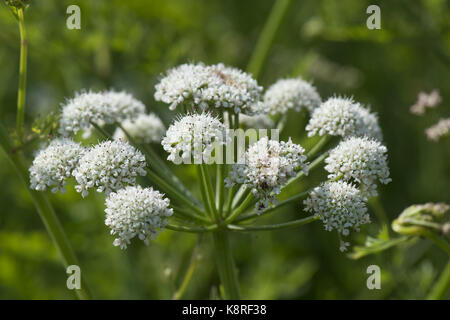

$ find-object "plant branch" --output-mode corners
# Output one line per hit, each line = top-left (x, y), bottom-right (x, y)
(16, 8), (27, 140)
(228, 215), (319, 232)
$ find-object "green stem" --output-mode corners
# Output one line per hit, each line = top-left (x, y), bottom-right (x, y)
(228, 215), (319, 232)
(16, 8), (27, 140)
(172, 245), (199, 300)
(306, 135), (330, 158)
(146, 168), (206, 218)
(246, 0), (293, 78)
(212, 230), (240, 299)
(117, 123), (198, 205)
(0, 125), (91, 299)
(225, 184), (236, 215)
(200, 164), (220, 222)
(216, 164), (225, 216)
(286, 150), (329, 188)
(166, 224), (217, 233)
(427, 261), (450, 300)
(235, 188), (313, 223)
(172, 206), (211, 224)
(226, 192), (254, 224)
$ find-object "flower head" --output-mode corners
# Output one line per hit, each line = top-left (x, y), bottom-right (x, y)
(59, 90), (145, 137)
(29, 138), (85, 193)
(303, 181), (369, 251)
(325, 137), (391, 196)
(73, 140), (147, 197)
(161, 113), (227, 164)
(306, 97), (382, 140)
(154, 63), (263, 114)
(263, 78), (321, 115)
(226, 136), (309, 212)
(113, 113), (166, 144)
(105, 186), (173, 249)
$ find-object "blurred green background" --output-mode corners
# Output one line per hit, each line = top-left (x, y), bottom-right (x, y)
(0, 0), (449, 299)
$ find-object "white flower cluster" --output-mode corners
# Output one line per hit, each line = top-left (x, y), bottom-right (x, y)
(59, 90), (145, 137)
(73, 140), (147, 197)
(303, 181), (370, 251)
(425, 118), (450, 142)
(306, 97), (382, 140)
(161, 113), (227, 164)
(263, 78), (321, 115)
(29, 138), (85, 193)
(226, 137), (309, 212)
(113, 113), (166, 144)
(154, 63), (263, 114)
(105, 186), (173, 249)
(324, 137), (391, 196)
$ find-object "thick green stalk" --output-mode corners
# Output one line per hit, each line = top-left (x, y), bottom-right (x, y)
(16, 8), (27, 140)
(212, 230), (240, 299)
(246, 0), (292, 78)
(427, 261), (450, 300)
(306, 135), (330, 158)
(0, 125), (91, 299)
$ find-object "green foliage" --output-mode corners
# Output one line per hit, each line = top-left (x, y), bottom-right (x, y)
(0, 0), (449, 299)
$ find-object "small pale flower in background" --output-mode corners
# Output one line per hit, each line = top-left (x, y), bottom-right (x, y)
(73, 140), (147, 197)
(325, 136), (391, 196)
(304, 181), (370, 250)
(223, 111), (274, 129)
(425, 118), (450, 142)
(410, 89), (442, 115)
(154, 62), (263, 114)
(59, 90), (145, 137)
(113, 113), (166, 144)
(263, 77), (321, 115)
(29, 138), (85, 193)
(161, 113), (228, 164)
(105, 186), (173, 249)
(306, 97), (382, 140)
(226, 136), (309, 212)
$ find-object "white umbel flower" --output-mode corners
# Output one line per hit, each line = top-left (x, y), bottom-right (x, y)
(113, 113), (166, 144)
(161, 113), (227, 164)
(29, 138), (85, 193)
(303, 181), (370, 250)
(154, 63), (263, 114)
(73, 140), (147, 197)
(306, 97), (382, 140)
(59, 90), (145, 137)
(263, 78), (321, 115)
(105, 186), (173, 249)
(325, 137), (391, 196)
(226, 136), (309, 212)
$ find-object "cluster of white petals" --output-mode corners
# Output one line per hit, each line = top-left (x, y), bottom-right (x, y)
(73, 140), (147, 197)
(263, 78), (321, 115)
(226, 137), (309, 212)
(306, 97), (382, 140)
(303, 181), (369, 251)
(161, 113), (227, 164)
(105, 186), (173, 249)
(59, 90), (145, 137)
(324, 137), (391, 196)
(113, 113), (166, 144)
(425, 118), (450, 142)
(154, 63), (263, 114)
(29, 138), (85, 193)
